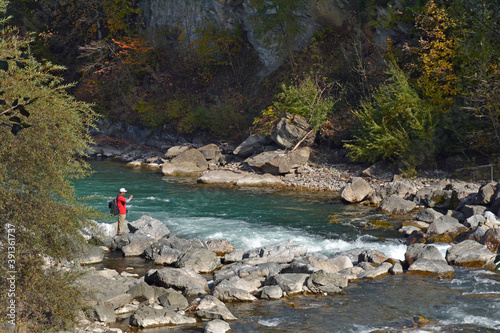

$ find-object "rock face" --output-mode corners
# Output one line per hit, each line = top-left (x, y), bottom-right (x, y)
(445, 240), (494, 267)
(271, 113), (314, 149)
(378, 195), (416, 214)
(340, 177), (372, 203)
(128, 215), (170, 240)
(162, 149), (208, 176)
(145, 268), (209, 296)
(233, 134), (273, 158)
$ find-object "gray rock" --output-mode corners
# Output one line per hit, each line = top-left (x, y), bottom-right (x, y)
(446, 240), (494, 267)
(358, 249), (387, 264)
(267, 273), (309, 295)
(389, 262), (403, 275)
(74, 244), (104, 265)
(198, 170), (246, 185)
(198, 144), (222, 162)
(129, 305), (196, 328)
(206, 239), (235, 256)
(213, 286), (257, 302)
(407, 258), (455, 278)
(122, 234), (156, 257)
(176, 248), (221, 273)
(475, 182), (496, 205)
(165, 145), (192, 159)
(77, 272), (132, 309)
(426, 216), (465, 236)
(145, 235), (206, 259)
(415, 208), (444, 223)
(226, 241), (307, 265)
(462, 205), (487, 219)
(145, 268), (209, 296)
(195, 295), (237, 321)
(127, 281), (155, 302)
(463, 214), (485, 229)
(260, 147), (311, 175)
(154, 246), (183, 265)
(215, 276), (259, 293)
(260, 285), (283, 299)
(235, 173), (284, 186)
(357, 262), (392, 279)
(360, 161), (393, 178)
(205, 319), (231, 333)
(271, 113), (314, 149)
(340, 177), (372, 203)
(162, 148), (208, 176)
(414, 187), (452, 209)
(245, 150), (282, 169)
(378, 195), (416, 214)
(128, 215), (170, 240)
(480, 228), (500, 253)
(158, 291), (189, 311)
(233, 134), (272, 158)
(90, 304), (116, 323)
(214, 262), (280, 284)
(405, 243), (445, 265)
(456, 226), (487, 243)
(306, 270), (348, 293)
(302, 255), (352, 274)
(446, 210), (466, 221)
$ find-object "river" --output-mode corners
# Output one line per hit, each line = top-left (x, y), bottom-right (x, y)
(74, 160), (500, 332)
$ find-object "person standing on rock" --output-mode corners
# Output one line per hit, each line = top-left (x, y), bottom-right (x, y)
(117, 187), (133, 236)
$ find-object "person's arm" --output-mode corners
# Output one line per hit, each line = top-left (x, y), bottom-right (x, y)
(125, 195), (133, 203)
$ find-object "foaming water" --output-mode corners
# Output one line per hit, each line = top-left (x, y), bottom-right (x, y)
(75, 161), (500, 332)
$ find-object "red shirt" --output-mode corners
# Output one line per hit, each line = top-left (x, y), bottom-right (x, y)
(117, 195), (127, 214)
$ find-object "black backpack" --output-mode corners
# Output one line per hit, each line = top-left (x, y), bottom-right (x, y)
(108, 196), (120, 216)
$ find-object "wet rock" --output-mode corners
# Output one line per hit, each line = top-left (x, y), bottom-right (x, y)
(378, 195), (416, 214)
(425, 233), (455, 244)
(128, 215), (170, 240)
(145, 267), (209, 296)
(271, 113), (314, 149)
(405, 243), (445, 265)
(165, 145), (192, 159)
(357, 262), (392, 279)
(306, 270), (348, 293)
(260, 285), (283, 299)
(340, 177), (373, 203)
(233, 134), (272, 158)
(475, 182), (496, 205)
(462, 205), (487, 219)
(157, 290), (189, 311)
(267, 273), (309, 295)
(426, 216), (465, 236)
(415, 208), (443, 223)
(205, 319), (231, 333)
(176, 248), (221, 273)
(122, 234), (156, 257)
(129, 305), (196, 328)
(407, 258), (454, 278)
(194, 295), (237, 321)
(480, 228), (500, 253)
(213, 286), (257, 302)
(446, 240), (494, 267)
(206, 239), (235, 256)
(358, 249), (387, 264)
(162, 148), (208, 176)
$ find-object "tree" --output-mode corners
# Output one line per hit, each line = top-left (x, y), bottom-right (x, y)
(0, 1), (99, 330)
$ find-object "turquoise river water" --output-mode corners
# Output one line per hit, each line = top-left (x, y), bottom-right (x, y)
(73, 161), (500, 332)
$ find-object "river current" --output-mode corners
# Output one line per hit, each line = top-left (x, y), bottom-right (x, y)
(74, 161), (500, 332)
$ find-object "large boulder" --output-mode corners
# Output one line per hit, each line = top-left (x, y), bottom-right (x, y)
(271, 113), (314, 149)
(306, 270), (348, 293)
(121, 234), (156, 257)
(378, 195), (416, 214)
(233, 134), (273, 158)
(245, 151), (282, 170)
(194, 295), (237, 321)
(445, 240), (494, 267)
(90, 304), (116, 323)
(426, 216), (465, 236)
(165, 145), (192, 159)
(77, 271), (132, 309)
(162, 148), (208, 176)
(176, 248), (221, 273)
(407, 258), (455, 278)
(414, 187), (453, 209)
(129, 305), (196, 328)
(340, 177), (373, 203)
(145, 268), (209, 296)
(144, 235), (206, 260)
(128, 215), (170, 240)
(267, 273), (309, 295)
(127, 281), (156, 302)
(405, 243), (445, 265)
(462, 205), (487, 219)
(260, 147), (311, 175)
(158, 290), (189, 311)
(74, 243), (104, 265)
(198, 144), (222, 163)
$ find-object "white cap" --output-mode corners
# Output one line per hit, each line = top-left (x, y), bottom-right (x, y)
(119, 188), (127, 193)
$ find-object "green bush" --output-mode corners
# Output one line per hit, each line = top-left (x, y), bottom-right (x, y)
(345, 62), (438, 169)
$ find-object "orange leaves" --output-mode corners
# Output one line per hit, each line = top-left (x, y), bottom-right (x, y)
(112, 37), (153, 67)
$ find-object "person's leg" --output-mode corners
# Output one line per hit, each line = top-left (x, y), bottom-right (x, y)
(117, 214), (126, 235)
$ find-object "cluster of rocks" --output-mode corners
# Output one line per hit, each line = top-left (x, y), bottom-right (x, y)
(75, 210), (498, 332)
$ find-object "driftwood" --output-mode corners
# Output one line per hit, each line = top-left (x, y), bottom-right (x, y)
(291, 129), (314, 152)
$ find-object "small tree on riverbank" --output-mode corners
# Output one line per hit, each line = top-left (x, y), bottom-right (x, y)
(0, 1), (99, 331)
